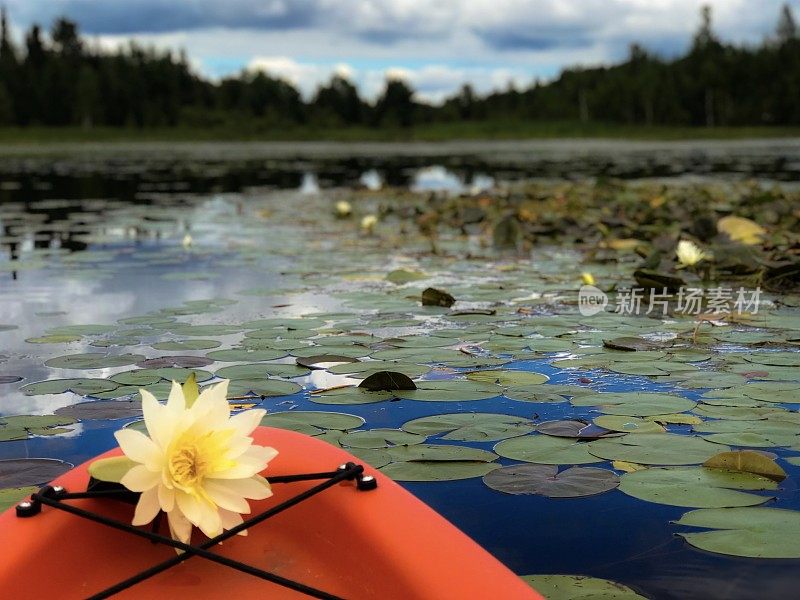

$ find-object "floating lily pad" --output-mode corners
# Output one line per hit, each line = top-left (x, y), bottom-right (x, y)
(704, 450), (787, 481)
(152, 340), (222, 351)
(387, 444), (498, 462)
(55, 400), (142, 420)
(45, 353), (144, 370)
(466, 369), (549, 386)
(484, 464), (619, 497)
(20, 378), (118, 396)
(110, 371), (163, 386)
(136, 355), (213, 368)
(520, 575), (647, 599)
(379, 460), (498, 481)
(46, 324), (115, 336)
(504, 387), (571, 403)
(0, 486), (39, 512)
(402, 413), (535, 442)
(0, 415), (77, 441)
(394, 380), (502, 402)
(339, 428), (427, 449)
(347, 447), (392, 469)
(587, 434), (728, 465)
(142, 368), (213, 383)
(593, 415), (666, 434)
(26, 334), (82, 344)
(296, 354), (360, 369)
(227, 379), (302, 398)
(310, 387), (394, 405)
(0, 375), (22, 384)
(260, 411), (363, 436)
(216, 363), (309, 379)
(327, 361), (431, 379)
(495, 435), (601, 465)
(574, 392), (696, 417)
(386, 269), (427, 284)
(206, 348), (287, 362)
(536, 420), (619, 440)
(675, 507), (800, 558)
(0, 458), (72, 487)
(618, 466), (776, 508)
(168, 324), (241, 336)
(369, 347), (466, 363)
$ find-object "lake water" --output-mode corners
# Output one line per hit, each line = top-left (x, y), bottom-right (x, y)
(1, 139), (800, 599)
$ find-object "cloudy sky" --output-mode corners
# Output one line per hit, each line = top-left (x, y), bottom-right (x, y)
(5, 1), (799, 102)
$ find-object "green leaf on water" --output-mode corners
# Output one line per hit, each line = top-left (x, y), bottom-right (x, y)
(494, 435), (601, 465)
(88, 456), (137, 483)
(484, 464), (619, 498)
(520, 574), (647, 599)
(402, 413), (534, 442)
(675, 507), (800, 558)
(618, 466), (776, 508)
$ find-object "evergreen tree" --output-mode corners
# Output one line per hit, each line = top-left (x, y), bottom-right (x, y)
(776, 3), (798, 44)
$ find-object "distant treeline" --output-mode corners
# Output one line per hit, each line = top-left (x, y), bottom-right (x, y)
(0, 4), (798, 130)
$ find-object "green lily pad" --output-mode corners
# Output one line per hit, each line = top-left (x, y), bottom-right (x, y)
(260, 411), (364, 436)
(536, 420), (620, 440)
(20, 378), (119, 396)
(152, 339), (222, 351)
(0, 415), (78, 440)
(46, 324), (115, 336)
(574, 392), (696, 417)
(142, 368), (213, 383)
(387, 444), (498, 462)
(379, 460), (498, 481)
(326, 361), (430, 378)
(594, 415), (666, 434)
(339, 428), (427, 449)
(402, 413), (535, 442)
(494, 435), (601, 465)
(394, 380), (502, 402)
(44, 353), (144, 369)
(227, 379), (302, 398)
(110, 371), (163, 386)
(310, 387), (394, 405)
(520, 575), (647, 599)
(618, 466), (776, 508)
(466, 369), (549, 386)
(484, 464), (619, 497)
(55, 400), (142, 420)
(675, 507), (800, 558)
(215, 363), (309, 379)
(504, 387), (571, 403)
(26, 334), (82, 344)
(347, 447), (392, 469)
(587, 434), (728, 465)
(206, 348), (287, 362)
(0, 486), (39, 512)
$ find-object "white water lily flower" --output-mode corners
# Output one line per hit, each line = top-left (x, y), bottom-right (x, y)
(115, 379), (277, 544)
(676, 239), (707, 267)
(335, 200), (352, 218)
(361, 214), (378, 233)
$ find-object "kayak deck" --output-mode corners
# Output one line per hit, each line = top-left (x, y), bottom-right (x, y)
(0, 427), (540, 599)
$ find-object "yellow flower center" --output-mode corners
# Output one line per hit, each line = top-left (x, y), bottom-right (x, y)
(168, 429), (235, 491)
(169, 443), (206, 487)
